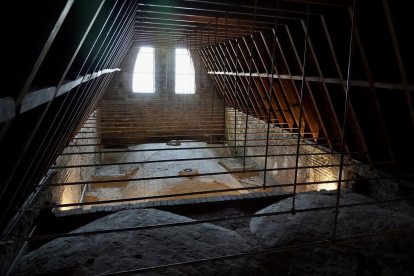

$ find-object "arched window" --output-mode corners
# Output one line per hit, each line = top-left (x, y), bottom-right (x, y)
(133, 47), (154, 93)
(175, 48), (195, 94)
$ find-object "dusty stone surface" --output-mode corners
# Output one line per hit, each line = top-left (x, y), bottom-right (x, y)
(178, 168), (199, 176)
(251, 192), (414, 247)
(83, 142), (249, 208)
(13, 209), (259, 276)
(166, 141), (181, 146)
(250, 190), (414, 275)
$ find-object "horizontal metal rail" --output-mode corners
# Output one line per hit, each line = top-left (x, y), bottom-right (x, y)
(64, 141), (342, 148)
(8, 195), (414, 241)
(72, 136), (331, 141)
(24, 173), (412, 211)
(77, 127), (298, 132)
(58, 142), (342, 155)
(73, 132), (319, 139)
(76, 128), (300, 134)
(39, 161), (390, 187)
(50, 151), (364, 169)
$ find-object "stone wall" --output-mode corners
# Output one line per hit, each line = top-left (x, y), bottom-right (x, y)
(99, 47), (224, 144)
(350, 164), (414, 217)
(226, 108), (414, 216)
(49, 112), (100, 210)
(225, 108), (349, 193)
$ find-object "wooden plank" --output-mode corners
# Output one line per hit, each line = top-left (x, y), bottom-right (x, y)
(18, 69), (120, 115)
(251, 32), (284, 124)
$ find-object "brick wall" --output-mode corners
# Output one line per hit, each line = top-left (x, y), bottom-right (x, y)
(99, 47), (225, 144)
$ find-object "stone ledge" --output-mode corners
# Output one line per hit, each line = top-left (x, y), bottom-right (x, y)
(55, 190), (291, 217)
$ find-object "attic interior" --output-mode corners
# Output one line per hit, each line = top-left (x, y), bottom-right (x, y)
(1, 0), (414, 275)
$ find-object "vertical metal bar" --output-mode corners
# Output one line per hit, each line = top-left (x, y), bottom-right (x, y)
(210, 18), (218, 143)
(292, 0), (311, 212)
(5, 3), (132, 243)
(0, 0), (108, 227)
(243, 0), (258, 173)
(28, 0), (133, 192)
(206, 23), (210, 136)
(332, 0), (358, 243)
(233, 4), (240, 158)
(187, 33), (190, 111)
(223, 11), (228, 147)
(0, 0), (75, 143)
(263, 0), (280, 189)
(198, 29), (201, 107)
(47, 0), (132, 159)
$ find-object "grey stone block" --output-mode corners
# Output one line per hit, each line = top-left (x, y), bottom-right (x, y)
(82, 209), (90, 214)
(104, 206), (112, 212)
(185, 198), (194, 204)
(90, 207), (98, 213)
(235, 194), (244, 200)
(67, 209), (76, 216)
(246, 193), (255, 199)
(217, 196), (226, 201)
(59, 210), (69, 217)
(223, 195), (232, 201)
(241, 193), (251, 199)
(229, 195), (238, 201)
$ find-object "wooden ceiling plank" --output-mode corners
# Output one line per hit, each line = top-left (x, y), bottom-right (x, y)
(251, 33), (285, 124)
(281, 24), (322, 139)
(223, 41), (253, 113)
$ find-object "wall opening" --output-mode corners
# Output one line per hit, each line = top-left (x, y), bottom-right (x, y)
(132, 47), (154, 93)
(175, 48), (195, 94)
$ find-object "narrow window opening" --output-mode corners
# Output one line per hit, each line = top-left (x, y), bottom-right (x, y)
(175, 48), (195, 94)
(133, 47), (154, 93)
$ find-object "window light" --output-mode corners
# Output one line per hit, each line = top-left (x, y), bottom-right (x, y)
(133, 47), (154, 93)
(175, 48), (195, 94)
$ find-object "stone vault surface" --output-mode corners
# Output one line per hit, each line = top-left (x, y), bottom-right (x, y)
(12, 209), (258, 276)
